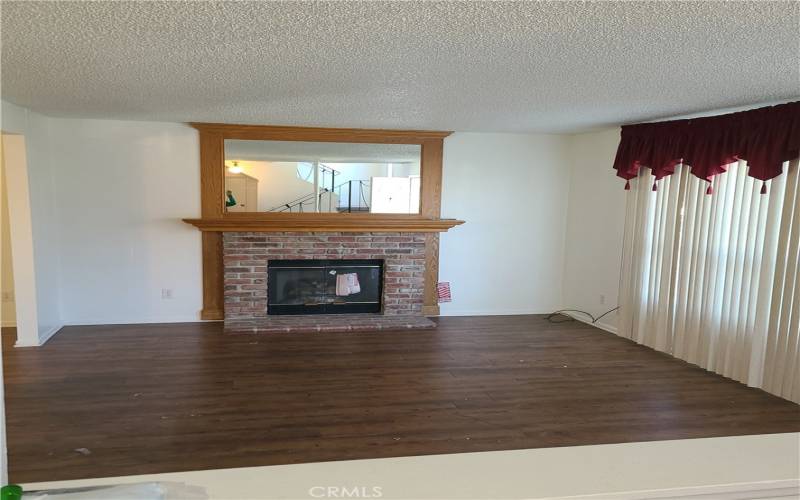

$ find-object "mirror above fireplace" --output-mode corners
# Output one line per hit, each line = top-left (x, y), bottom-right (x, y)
(223, 140), (422, 214)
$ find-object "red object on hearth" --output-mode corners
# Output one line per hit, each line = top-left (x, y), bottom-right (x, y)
(613, 101), (800, 187)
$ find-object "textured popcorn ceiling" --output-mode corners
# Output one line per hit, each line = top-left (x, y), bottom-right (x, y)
(1, 1), (798, 133)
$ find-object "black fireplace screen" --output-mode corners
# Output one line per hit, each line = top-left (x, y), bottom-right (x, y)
(267, 259), (383, 315)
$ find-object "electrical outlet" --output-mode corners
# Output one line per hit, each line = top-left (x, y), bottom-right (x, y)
(161, 288), (173, 300)
(599, 294), (606, 305)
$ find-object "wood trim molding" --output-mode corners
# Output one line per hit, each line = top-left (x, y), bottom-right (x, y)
(183, 217), (463, 233)
(422, 233), (441, 316)
(419, 139), (445, 316)
(420, 139), (444, 218)
(189, 123), (452, 142)
(197, 129), (225, 320)
(187, 122), (459, 320)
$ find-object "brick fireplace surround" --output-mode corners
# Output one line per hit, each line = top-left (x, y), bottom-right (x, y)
(223, 232), (436, 333)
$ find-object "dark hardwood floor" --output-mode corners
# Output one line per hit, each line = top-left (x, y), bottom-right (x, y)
(3, 316), (799, 483)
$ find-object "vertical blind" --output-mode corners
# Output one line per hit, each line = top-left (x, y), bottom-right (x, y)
(619, 158), (799, 403)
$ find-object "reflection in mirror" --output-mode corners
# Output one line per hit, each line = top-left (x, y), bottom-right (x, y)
(223, 140), (422, 214)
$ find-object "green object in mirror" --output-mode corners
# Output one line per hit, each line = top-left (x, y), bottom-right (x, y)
(225, 190), (237, 207)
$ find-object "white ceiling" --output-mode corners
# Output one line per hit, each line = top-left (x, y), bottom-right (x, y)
(2, 1), (798, 133)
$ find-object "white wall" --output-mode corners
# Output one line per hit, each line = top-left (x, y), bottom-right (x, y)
(439, 133), (571, 316)
(23, 112), (62, 340)
(1, 101), (62, 344)
(4, 101), (615, 326)
(50, 126), (572, 323)
(1, 135), (40, 345)
(561, 128), (626, 332)
(46, 118), (203, 325)
(1, 156), (15, 326)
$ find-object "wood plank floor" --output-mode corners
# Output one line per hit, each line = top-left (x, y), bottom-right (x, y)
(3, 316), (799, 483)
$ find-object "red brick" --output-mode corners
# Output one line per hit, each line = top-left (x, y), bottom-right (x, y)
(224, 231), (429, 321)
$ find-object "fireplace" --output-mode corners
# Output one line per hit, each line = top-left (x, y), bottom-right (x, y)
(268, 259), (384, 315)
(223, 232), (436, 332)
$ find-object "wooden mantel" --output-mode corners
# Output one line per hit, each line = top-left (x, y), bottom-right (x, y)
(183, 215), (464, 233)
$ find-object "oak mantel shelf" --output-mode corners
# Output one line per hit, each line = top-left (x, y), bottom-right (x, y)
(182, 215), (465, 233)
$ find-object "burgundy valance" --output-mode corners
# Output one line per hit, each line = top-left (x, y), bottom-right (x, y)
(614, 101), (800, 192)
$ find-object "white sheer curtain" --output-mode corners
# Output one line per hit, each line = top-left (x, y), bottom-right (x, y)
(619, 158), (799, 403)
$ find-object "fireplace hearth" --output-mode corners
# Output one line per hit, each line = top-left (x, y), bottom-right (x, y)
(268, 259), (383, 315)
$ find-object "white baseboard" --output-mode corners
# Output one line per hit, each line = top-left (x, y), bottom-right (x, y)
(593, 320), (618, 334)
(438, 308), (554, 317)
(17, 318), (211, 346)
(14, 323), (64, 347)
(63, 314), (608, 330)
(38, 324), (64, 344)
(63, 316), (212, 326)
(563, 312), (619, 335)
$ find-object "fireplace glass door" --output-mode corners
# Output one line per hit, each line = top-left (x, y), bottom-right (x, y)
(267, 259), (383, 315)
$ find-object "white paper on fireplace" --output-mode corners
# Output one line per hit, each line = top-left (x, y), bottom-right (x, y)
(336, 273), (361, 296)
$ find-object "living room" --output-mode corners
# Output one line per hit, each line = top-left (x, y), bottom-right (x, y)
(0, 2), (798, 499)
